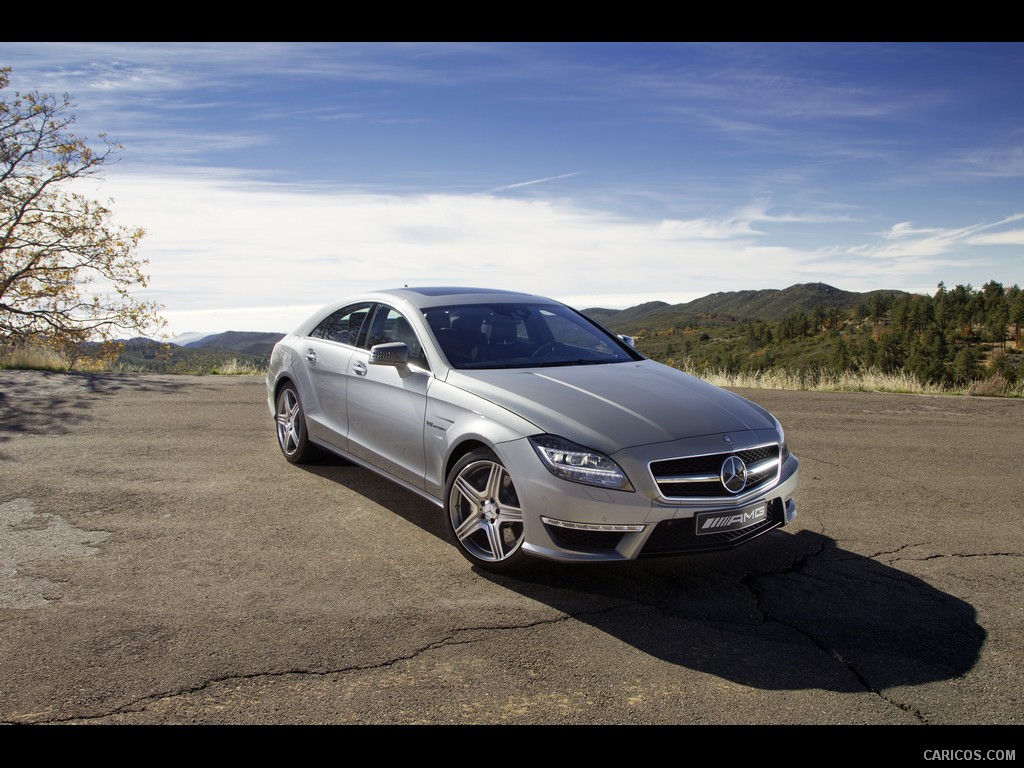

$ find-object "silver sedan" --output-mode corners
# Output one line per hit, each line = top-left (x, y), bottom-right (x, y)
(267, 287), (799, 571)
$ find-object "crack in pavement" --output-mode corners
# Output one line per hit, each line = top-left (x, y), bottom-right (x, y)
(4, 538), (976, 725)
(893, 551), (1023, 561)
(735, 537), (929, 723)
(3, 522), (986, 725)
(8, 607), (634, 724)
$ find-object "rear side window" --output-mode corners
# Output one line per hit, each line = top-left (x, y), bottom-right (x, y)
(309, 302), (373, 346)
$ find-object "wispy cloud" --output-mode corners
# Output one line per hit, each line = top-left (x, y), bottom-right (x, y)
(856, 214), (1024, 260)
(485, 172), (580, 193)
(75, 168), (1019, 335)
(5, 42), (1022, 333)
(945, 146), (1024, 179)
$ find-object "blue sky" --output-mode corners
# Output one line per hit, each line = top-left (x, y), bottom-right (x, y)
(3, 42), (1023, 338)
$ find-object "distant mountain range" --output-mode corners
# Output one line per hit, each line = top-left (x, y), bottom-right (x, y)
(162, 283), (911, 357)
(180, 331), (286, 357)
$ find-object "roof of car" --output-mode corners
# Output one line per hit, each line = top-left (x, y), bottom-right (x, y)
(290, 287), (567, 335)
(371, 287), (555, 310)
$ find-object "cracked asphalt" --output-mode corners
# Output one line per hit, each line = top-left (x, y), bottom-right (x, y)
(0, 370), (1022, 727)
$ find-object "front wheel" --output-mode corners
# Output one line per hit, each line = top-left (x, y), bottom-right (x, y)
(444, 449), (528, 571)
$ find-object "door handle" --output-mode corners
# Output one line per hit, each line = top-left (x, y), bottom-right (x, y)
(305, 349), (317, 364)
(353, 361), (368, 376)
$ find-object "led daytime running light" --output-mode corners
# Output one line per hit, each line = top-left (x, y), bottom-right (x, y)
(530, 436), (634, 491)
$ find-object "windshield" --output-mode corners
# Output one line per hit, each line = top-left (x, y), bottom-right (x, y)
(422, 302), (641, 369)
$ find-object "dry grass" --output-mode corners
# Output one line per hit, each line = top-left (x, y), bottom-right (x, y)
(210, 358), (266, 375)
(680, 363), (1024, 398)
(1, 345), (1021, 395)
(0, 344), (110, 372)
(0, 345), (268, 376)
(0, 345), (68, 371)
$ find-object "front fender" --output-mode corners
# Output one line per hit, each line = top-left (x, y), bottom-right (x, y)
(422, 378), (540, 498)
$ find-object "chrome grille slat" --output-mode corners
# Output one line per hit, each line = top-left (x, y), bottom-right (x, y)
(658, 472), (720, 483)
(649, 443), (781, 500)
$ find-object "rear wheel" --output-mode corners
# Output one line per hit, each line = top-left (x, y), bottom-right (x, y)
(444, 449), (528, 571)
(274, 383), (318, 463)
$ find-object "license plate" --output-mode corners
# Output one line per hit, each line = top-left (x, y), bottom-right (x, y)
(696, 503), (767, 535)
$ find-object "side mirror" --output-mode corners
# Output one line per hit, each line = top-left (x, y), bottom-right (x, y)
(369, 341), (409, 366)
(618, 334), (635, 348)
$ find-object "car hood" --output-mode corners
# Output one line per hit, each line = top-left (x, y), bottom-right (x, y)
(446, 360), (777, 454)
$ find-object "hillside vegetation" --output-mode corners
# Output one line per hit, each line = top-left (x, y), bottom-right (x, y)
(591, 281), (1024, 397)
(0, 334), (275, 375)
(3, 281), (1022, 396)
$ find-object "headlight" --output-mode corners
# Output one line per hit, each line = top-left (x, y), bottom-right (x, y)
(529, 435), (634, 491)
(775, 418), (791, 462)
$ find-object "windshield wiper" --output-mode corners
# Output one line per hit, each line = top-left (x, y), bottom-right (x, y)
(532, 359), (612, 367)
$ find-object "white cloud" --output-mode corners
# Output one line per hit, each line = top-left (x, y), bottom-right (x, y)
(866, 214), (1024, 258)
(77, 168), (1022, 337)
(967, 228), (1024, 246)
(883, 221), (942, 239)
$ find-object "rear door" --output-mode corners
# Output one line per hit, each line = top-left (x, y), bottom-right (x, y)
(299, 302), (372, 449)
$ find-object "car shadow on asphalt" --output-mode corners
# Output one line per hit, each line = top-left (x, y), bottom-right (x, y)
(299, 457), (985, 695)
(482, 530), (986, 694)
(297, 456), (449, 538)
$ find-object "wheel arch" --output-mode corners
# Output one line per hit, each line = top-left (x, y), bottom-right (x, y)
(273, 374), (297, 402)
(444, 438), (491, 485)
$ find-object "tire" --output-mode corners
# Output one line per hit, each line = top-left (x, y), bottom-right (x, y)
(444, 448), (528, 571)
(274, 383), (318, 463)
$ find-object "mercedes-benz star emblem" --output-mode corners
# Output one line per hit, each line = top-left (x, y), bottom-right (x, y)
(720, 455), (748, 494)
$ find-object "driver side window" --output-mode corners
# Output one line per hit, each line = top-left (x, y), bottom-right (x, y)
(364, 305), (429, 370)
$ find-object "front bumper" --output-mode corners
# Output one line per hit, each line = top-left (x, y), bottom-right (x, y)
(497, 435), (799, 563)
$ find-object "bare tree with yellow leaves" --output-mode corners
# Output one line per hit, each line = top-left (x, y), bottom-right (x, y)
(0, 67), (164, 363)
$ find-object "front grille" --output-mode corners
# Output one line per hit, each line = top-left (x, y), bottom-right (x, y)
(639, 498), (784, 556)
(650, 444), (780, 499)
(544, 523), (624, 552)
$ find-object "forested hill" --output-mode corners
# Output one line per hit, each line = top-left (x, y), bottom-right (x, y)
(185, 331), (284, 357)
(106, 281), (1022, 392)
(584, 283), (909, 326)
(590, 280), (1023, 392)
